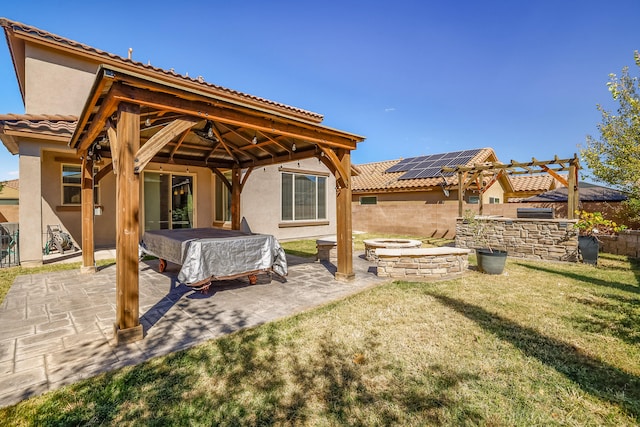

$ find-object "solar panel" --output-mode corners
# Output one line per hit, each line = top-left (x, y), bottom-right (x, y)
(383, 148), (484, 180)
(413, 167), (442, 179)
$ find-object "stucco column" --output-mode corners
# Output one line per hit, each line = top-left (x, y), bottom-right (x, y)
(18, 142), (43, 267)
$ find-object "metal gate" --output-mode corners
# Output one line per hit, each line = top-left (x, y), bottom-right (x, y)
(0, 222), (19, 268)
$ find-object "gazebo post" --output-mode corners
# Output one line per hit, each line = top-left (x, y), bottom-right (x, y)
(335, 149), (354, 281)
(114, 102), (143, 345)
(231, 164), (241, 230)
(81, 155), (96, 273)
(457, 171), (464, 217)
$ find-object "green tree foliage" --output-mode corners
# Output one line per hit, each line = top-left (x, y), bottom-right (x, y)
(582, 51), (640, 222)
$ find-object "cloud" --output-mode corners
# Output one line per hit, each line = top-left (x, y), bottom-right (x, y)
(384, 107), (396, 112)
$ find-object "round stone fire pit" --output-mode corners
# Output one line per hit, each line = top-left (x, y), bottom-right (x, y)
(363, 238), (422, 260)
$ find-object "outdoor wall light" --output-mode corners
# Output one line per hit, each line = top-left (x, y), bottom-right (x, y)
(145, 118), (151, 127)
(252, 135), (258, 144)
(292, 142), (297, 152)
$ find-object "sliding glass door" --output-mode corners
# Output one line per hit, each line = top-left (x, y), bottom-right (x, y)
(144, 172), (194, 231)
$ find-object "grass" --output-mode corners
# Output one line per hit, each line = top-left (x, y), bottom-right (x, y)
(1, 248), (639, 425)
(280, 232), (454, 258)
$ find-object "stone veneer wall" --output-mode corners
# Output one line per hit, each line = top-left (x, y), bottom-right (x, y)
(376, 247), (471, 280)
(598, 230), (640, 258)
(455, 217), (579, 262)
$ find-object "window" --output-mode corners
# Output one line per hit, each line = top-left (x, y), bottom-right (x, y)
(359, 196), (377, 205)
(489, 197), (500, 204)
(62, 164), (99, 205)
(281, 172), (327, 221)
(468, 196), (479, 204)
(214, 172), (231, 222)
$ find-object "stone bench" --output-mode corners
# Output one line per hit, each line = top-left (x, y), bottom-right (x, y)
(375, 247), (471, 280)
(363, 238), (422, 261)
(316, 239), (337, 261)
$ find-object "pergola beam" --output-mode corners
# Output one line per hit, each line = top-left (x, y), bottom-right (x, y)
(445, 154), (580, 219)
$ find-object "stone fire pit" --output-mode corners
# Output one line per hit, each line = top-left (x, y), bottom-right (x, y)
(363, 238), (422, 260)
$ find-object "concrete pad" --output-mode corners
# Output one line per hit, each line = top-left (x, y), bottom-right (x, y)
(0, 250), (387, 408)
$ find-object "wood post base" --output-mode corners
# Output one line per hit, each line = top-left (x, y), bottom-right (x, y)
(113, 323), (144, 345)
(334, 272), (355, 282)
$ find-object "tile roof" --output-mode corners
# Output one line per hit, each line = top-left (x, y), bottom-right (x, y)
(0, 179), (18, 190)
(524, 182), (628, 202)
(0, 114), (77, 136)
(0, 18), (323, 123)
(509, 174), (564, 192)
(352, 148), (495, 192)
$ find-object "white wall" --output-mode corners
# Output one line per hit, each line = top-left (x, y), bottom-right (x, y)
(241, 158), (337, 241)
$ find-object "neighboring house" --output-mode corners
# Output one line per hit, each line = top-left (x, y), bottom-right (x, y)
(0, 19), (363, 267)
(522, 181), (630, 225)
(351, 148), (513, 237)
(505, 174), (566, 202)
(523, 181), (627, 203)
(0, 179), (19, 222)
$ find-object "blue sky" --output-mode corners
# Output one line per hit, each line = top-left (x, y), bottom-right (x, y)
(1, 0), (639, 182)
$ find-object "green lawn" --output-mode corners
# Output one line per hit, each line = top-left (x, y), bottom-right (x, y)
(0, 248), (638, 425)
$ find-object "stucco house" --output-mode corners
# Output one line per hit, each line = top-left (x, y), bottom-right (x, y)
(0, 18), (364, 268)
(0, 179), (19, 223)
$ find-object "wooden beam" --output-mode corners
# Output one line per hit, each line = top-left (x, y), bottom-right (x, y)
(240, 167), (253, 192)
(540, 165), (569, 187)
(335, 149), (354, 281)
(134, 117), (200, 172)
(110, 85), (361, 150)
(319, 146), (349, 188)
(168, 129), (191, 162)
(458, 171), (464, 217)
(231, 164), (241, 230)
(209, 123), (239, 163)
(106, 119), (118, 174)
(81, 156), (96, 273)
(94, 162), (113, 183)
(76, 83), (127, 153)
(568, 160), (579, 219)
(114, 102), (143, 345)
(210, 167), (232, 192)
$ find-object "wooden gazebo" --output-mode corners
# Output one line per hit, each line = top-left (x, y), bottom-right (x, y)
(69, 65), (365, 344)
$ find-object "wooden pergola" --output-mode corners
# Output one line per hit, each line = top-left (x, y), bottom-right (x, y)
(442, 154), (580, 218)
(69, 65), (365, 344)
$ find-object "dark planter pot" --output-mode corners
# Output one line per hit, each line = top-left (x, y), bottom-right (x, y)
(578, 235), (599, 265)
(476, 249), (507, 275)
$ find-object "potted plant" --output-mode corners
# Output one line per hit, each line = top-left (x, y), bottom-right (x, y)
(462, 210), (507, 274)
(574, 210), (627, 265)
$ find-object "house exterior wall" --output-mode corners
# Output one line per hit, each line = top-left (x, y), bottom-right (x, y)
(39, 153), (219, 252)
(241, 158), (337, 241)
(24, 44), (97, 115)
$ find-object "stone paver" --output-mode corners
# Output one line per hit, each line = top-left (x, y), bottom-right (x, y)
(0, 252), (386, 408)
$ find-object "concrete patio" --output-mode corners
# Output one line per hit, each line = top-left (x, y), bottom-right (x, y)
(0, 252), (386, 408)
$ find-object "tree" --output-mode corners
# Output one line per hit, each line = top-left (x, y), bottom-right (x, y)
(582, 51), (640, 222)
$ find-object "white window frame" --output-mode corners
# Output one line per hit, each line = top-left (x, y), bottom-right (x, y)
(61, 164), (99, 206)
(281, 171), (328, 222)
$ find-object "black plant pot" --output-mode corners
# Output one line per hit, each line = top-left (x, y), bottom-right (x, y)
(578, 235), (599, 265)
(475, 249), (507, 275)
